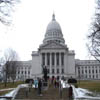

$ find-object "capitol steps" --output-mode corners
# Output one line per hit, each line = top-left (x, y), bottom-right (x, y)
(14, 85), (69, 100)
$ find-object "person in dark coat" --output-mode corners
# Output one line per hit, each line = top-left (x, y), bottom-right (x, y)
(68, 85), (73, 99)
(59, 79), (63, 98)
(38, 78), (42, 96)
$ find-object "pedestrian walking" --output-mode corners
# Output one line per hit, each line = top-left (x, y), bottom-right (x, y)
(59, 79), (63, 98)
(25, 86), (29, 98)
(54, 79), (57, 88)
(34, 78), (38, 89)
(68, 85), (73, 99)
(38, 78), (42, 96)
(29, 80), (32, 92)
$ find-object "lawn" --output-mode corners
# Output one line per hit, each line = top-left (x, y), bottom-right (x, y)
(0, 81), (24, 96)
(0, 81), (24, 89)
(77, 80), (100, 93)
(0, 90), (12, 96)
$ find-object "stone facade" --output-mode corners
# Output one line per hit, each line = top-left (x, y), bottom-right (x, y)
(30, 14), (75, 79)
(75, 60), (100, 80)
(16, 14), (100, 80)
(16, 61), (31, 81)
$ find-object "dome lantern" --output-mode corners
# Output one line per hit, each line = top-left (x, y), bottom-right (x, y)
(52, 13), (55, 21)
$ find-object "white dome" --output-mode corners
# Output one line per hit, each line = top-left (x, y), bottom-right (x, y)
(43, 14), (65, 44)
(46, 20), (62, 32)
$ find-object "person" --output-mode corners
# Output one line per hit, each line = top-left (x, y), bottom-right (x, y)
(34, 78), (38, 89)
(68, 85), (73, 99)
(25, 86), (29, 98)
(29, 80), (32, 92)
(54, 79), (57, 88)
(59, 79), (63, 98)
(38, 78), (42, 96)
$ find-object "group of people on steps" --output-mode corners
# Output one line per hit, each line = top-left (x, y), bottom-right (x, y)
(25, 77), (73, 99)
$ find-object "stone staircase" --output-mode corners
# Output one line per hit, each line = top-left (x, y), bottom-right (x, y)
(14, 85), (69, 100)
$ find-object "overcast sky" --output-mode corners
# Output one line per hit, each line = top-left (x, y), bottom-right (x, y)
(0, 0), (95, 61)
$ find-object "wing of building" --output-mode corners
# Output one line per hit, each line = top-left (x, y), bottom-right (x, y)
(16, 14), (100, 81)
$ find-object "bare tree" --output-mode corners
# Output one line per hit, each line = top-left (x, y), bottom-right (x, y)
(87, 0), (100, 61)
(9, 61), (18, 84)
(0, 0), (20, 25)
(2, 48), (19, 87)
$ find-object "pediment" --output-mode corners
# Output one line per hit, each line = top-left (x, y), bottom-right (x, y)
(39, 41), (67, 49)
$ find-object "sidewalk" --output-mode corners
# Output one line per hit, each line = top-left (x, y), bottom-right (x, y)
(0, 88), (15, 92)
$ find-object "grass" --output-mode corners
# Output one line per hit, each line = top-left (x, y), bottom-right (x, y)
(0, 81), (24, 89)
(77, 80), (100, 93)
(0, 90), (12, 96)
(0, 81), (24, 96)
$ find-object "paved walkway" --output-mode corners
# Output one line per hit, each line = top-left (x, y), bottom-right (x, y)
(0, 88), (15, 92)
(14, 84), (70, 100)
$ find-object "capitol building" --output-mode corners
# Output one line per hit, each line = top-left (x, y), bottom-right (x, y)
(16, 14), (100, 80)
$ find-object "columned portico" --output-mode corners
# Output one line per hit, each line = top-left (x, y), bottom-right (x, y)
(41, 51), (66, 77)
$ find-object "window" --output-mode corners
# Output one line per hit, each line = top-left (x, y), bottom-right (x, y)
(25, 71), (27, 74)
(85, 75), (87, 78)
(62, 69), (64, 74)
(48, 69), (49, 74)
(96, 69), (97, 73)
(57, 69), (59, 74)
(78, 70), (80, 74)
(82, 70), (83, 74)
(22, 71), (23, 74)
(92, 70), (94, 73)
(52, 69), (54, 74)
(61, 53), (64, 66)
(93, 75), (94, 79)
(18, 71), (20, 74)
(28, 71), (30, 74)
